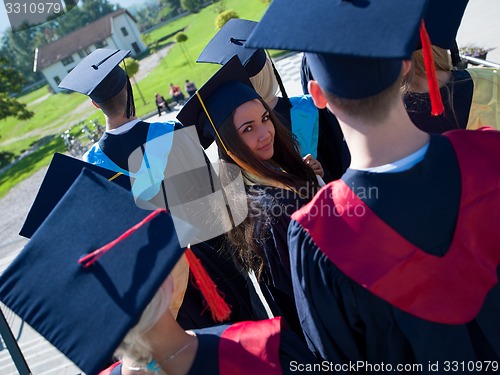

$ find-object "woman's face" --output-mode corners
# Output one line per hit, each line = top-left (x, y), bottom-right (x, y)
(233, 99), (275, 161)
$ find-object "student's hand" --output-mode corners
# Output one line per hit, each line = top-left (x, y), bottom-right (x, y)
(303, 154), (324, 178)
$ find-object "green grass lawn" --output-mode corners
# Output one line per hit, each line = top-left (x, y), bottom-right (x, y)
(0, 0), (270, 198)
(18, 85), (50, 104)
(132, 0), (269, 116)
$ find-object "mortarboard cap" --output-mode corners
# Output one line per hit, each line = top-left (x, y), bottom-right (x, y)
(177, 55), (260, 149)
(58, 49), (130, 103)
(197, 18), (267, 77)
(247, 0), (429, 99)
(20, 153), (131, 238)
(0, 170), (187, 375)
(420, 0), (469, 50)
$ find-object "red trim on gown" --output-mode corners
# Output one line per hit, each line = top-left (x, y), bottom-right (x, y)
(292, 130), (500, 324)
(219, 317), (282, 375)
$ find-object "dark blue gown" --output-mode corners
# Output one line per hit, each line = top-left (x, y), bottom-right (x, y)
(245, 185), (311, 338)
(288, 133), (500, 372)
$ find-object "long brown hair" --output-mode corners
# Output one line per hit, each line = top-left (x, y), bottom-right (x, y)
(215, 98), (318, 276)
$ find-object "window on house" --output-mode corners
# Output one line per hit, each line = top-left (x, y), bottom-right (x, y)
(78, 50), (86, 58)
(95, 40), (108, 48)
(84, 47), (92, 55)
(121, 27), (129, 36)
(61, 56), (74, 66)
(131, 42), (140, 54)
(54, 76), (61, 85)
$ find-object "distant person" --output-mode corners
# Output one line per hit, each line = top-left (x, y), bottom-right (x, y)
(170, 83), (185, 105)
(185, 79), (197, 97)
(155, 93), (171, 116)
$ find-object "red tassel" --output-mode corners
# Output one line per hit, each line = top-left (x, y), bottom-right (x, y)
(185, 246), (232, 322)
(79, 209), (167, 268)
(420, 20), (444, 116)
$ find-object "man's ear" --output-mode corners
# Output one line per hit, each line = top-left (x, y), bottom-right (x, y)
(308, 80), (328, 109)
(91, 100), (100, 109)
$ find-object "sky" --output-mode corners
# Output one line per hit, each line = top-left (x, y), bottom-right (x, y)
(0, 0), (150, 40)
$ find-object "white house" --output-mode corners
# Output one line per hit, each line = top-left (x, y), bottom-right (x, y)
(34, 9), (146, 93)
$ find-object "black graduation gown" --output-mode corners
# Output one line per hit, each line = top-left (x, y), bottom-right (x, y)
(107, 318), (321, 375)
(404, 69), (473, 134)
(246, 185), (310, 338)
(86, 121), (257, 329)
(288, 132), (500, 373)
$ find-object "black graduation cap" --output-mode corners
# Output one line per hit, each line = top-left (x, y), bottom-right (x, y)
(246, 0), (430, 99)
(177, 55), (260, 149)
(0, 170), (186, 375)
(58, 49), (130, 103)
(197, 18), (267, 77)
(20, 153), (132, 239)
(421, 0), (469, 49)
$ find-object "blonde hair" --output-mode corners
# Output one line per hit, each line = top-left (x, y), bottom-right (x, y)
(115, 276), (174, 366)
(402, 46), (452, 94)
(249, 58), (280, 104)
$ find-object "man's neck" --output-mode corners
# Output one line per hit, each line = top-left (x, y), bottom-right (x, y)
(338, 101), (430, 170)
(105, 115), (138, 131)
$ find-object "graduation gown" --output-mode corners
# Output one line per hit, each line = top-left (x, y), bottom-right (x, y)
(288, 131), (500, 370)
(104, 318), (320, 375)
(404, 68), (500, 133)
(247, 184), (311, 337)
(83, 120), (257, 329)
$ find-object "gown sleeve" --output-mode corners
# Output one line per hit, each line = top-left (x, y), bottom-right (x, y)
(279, 326), (323, 374)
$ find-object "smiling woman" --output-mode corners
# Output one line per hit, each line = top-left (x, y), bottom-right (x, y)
(233, 99), (275, 161)
(178, 56), (321, 337)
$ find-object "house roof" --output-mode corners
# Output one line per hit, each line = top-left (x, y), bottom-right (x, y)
(35, 9), (136, 71)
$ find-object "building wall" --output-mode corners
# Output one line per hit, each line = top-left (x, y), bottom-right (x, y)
(41, 36), (116, 93)
(40, 13), (145, 93)
(109, 13), (146, 56)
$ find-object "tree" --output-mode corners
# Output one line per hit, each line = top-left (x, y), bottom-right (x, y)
(0, 0), (118, 85)
(180, 0), (201, 13)
(215, 10), (239, 30)
(0, 57), (34, 121)
(174, 32), (193, 66)
(120, 57), (146, 105)
(160, 0), (181, 10)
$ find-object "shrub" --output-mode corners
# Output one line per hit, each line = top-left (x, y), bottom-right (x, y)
(174, 32), (188, 43)
(215, 10), (239, 30)
(459, 44), (494, 58)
